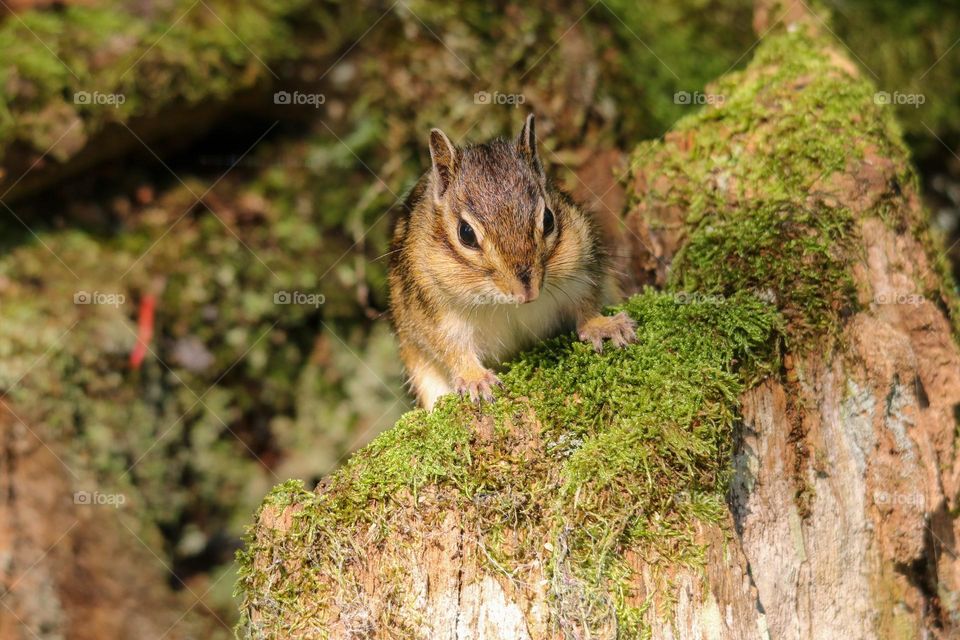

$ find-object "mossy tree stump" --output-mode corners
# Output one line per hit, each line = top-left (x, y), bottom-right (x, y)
(237, 5), (960, 639)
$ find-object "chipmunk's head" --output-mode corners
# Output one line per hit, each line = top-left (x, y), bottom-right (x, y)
(424, 114), (580, 307)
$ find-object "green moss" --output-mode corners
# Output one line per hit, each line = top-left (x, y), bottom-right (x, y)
(325, 400), (476, 512)
(672, 200), (857, 345)
(236, 291), (781, 636)
(629, 29), (912, 347)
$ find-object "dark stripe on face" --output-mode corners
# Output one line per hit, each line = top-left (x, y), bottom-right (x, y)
(413, 284), (430, 310)
(544, 212), (564, 262)
(393, 245), (430, 309)
(437, 228), (475, 268)
(396, 259), (419, 308)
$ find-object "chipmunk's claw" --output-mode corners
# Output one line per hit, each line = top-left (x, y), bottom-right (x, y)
(454, 370), (502, 404)
(578, 311), (637, 352)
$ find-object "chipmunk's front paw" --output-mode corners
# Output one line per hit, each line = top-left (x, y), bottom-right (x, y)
(578, 311), (637, 352)
(454, 369), (502, 404)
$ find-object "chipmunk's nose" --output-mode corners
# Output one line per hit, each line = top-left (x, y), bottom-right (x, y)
(515, 267), (539, 303)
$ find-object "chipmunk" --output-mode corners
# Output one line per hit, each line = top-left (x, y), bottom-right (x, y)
(389, 114), (636, 409)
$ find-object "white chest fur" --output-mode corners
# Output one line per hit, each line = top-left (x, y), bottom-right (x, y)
(441, 277), (593, 366)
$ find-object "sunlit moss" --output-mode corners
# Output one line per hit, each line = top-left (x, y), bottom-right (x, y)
(235, 291), (781, 636)
(630, 29), (913, 347)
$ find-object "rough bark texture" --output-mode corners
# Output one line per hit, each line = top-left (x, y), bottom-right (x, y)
(238, 3), (960, 639)
(730, 220), (960, 637)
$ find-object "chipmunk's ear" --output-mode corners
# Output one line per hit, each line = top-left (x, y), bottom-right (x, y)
(517, 113), (544, 181)
(429, 128), (458, 200)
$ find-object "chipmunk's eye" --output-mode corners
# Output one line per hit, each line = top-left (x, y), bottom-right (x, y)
(458, 219), (479, 248)
(543, 207), (555, 235)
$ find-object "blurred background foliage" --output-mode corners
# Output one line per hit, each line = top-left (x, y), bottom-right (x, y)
(0, 0), (957, 633)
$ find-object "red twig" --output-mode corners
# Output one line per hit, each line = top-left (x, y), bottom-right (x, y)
(130, 293), (156, 370)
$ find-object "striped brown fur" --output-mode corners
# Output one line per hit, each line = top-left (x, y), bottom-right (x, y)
(388, 115), (635, 408)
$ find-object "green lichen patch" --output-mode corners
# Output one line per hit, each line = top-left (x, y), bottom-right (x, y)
(236, 291), (780, 636)
(628, 29), (913, 347)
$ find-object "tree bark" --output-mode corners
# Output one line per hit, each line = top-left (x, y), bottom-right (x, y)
(237, 4), (960, 639)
